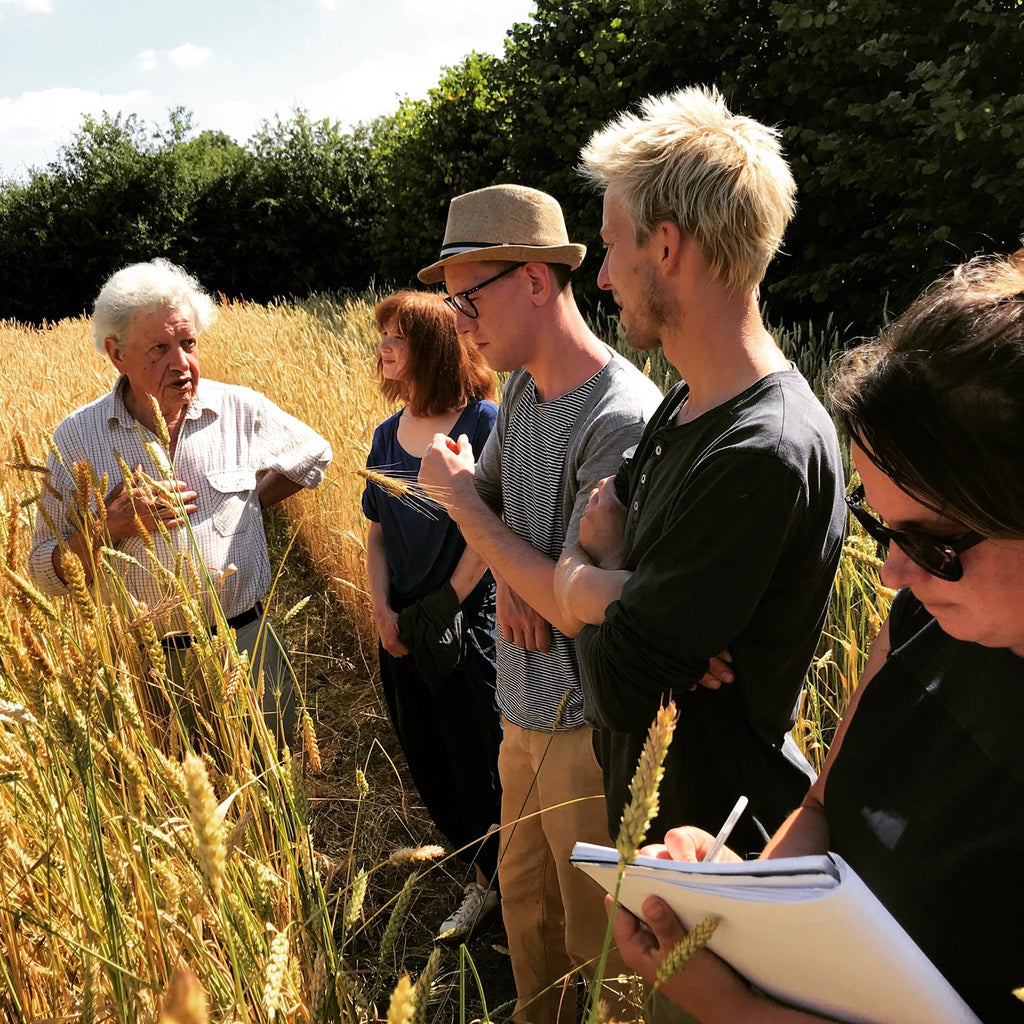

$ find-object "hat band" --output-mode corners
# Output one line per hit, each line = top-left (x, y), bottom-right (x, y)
(438, 241), (565, 259)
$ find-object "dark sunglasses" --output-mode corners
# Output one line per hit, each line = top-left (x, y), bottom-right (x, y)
(443, 263), (522, 319)
(844, 484), (985, 582)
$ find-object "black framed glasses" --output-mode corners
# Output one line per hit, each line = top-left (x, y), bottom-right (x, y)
(845, 484), (985, 582)
(443, 263), (522, 318)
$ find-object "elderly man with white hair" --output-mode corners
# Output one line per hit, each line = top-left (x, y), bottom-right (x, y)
(29, 258), (332, 739)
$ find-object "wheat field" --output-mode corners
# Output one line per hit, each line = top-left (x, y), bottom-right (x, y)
(0, 298), (440, 1024)
(0, 296), (892, 1023)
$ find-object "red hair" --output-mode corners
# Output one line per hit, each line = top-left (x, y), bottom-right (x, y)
(374, 291), (496, 416)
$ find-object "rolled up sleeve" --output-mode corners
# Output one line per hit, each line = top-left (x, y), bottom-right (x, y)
(576, 453), (802, 733)
(257, 396), (332, 488)
(473, 416), (504, 515)
(28, 446), (77, 596)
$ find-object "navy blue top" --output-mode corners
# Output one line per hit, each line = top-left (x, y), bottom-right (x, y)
(362, 399), (498, 607)
(826, 588), (1024, 1021)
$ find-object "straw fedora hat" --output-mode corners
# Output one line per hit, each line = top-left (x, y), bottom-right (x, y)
(418, 184), (587, 284)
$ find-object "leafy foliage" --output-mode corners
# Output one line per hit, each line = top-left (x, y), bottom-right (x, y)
(500, 0), (780, 309)
(192, 111), (377, 300)
(2, 1), (1022, 335)
(758, 0), (1024, 334)
(0, 110), (247, 323)
(364, 53), (514, 286)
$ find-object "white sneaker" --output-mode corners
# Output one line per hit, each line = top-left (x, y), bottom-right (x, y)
(436, 882), (499, 940)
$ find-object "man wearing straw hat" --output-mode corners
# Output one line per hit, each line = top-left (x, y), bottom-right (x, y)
(419, 184), (662, 1024)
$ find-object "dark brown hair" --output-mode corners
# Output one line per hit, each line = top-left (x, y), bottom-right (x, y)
(828, 246), (1024, 537)
(373, 290), (496, 417)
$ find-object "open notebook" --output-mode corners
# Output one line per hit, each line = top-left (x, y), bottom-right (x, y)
(571, 842), (979, 1024)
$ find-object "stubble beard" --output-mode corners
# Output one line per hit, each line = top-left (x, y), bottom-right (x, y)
(624, 274), (673, 352)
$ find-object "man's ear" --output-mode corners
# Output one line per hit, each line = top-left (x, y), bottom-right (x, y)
(104, 337), (125, 370)
(522, 262), (553, 305)
(654, 220), (685, 276)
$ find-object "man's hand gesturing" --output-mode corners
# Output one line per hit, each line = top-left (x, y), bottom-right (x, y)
(418, 433), (477, 520)
(104, 465), (198, 542)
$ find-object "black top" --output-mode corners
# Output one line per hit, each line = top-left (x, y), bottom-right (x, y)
(576, 370), (846, 850)
(826, 589), (1024, 1021)
(362, 399), (498, 606)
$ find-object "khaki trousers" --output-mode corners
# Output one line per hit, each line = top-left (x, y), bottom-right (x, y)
(498, 719), (631, 1024)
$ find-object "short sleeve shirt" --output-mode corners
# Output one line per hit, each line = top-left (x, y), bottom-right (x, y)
(362, 399), (497, 606)
(29, 376), (332, 627)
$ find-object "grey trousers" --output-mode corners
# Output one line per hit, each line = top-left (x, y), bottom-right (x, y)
(235, 616), (296, 743)
(160, 616), (296, 744)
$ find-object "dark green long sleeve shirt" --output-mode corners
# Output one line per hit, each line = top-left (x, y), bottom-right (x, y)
(576, 369), (846, 852)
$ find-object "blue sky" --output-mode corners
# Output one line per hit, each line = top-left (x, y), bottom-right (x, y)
(0, 0), (537, 179)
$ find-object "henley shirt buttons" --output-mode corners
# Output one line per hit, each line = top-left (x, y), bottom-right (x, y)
(640, 473), (646, 484)
(655, 445), (663, 455)
(633, 501), (639, 511)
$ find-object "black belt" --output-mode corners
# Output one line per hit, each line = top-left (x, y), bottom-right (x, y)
(160, 603), (264, 650)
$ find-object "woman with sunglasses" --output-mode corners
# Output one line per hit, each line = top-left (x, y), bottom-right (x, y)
(362, 291), (503, 939)
(610, 248), (1024, 1022)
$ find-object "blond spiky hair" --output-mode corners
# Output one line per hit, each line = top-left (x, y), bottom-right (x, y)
(580, 86), (796, 294)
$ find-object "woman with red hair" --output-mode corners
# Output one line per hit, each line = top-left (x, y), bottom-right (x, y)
(362, 290), (501, 940)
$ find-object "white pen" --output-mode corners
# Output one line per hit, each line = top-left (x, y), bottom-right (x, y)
(703, 795), (749, 863)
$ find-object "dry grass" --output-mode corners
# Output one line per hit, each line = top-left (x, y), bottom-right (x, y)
(200, 295), (388, 652)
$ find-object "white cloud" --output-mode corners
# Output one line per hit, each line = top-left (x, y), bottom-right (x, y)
(0, 87), (153, 135)
(0, 87), (155, 174)
(399, 0), (530, 35)
(168, 43), (213, 69)
(0, 0), (53, 12)
(317, 0), (336, 9)
(136, 49), (158, 72)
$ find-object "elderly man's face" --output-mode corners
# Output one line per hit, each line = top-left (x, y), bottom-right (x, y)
(106, 304), (201, 425)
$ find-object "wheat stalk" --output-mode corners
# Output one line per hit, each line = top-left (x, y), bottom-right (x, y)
(412, 947), (442, 1024)
(380, 869), (420, 959)
(263, 925), (291, 1017)
(301, 710), (323, 774)
(654, 917), (719, 988)
(344, 867), (368, 933)
(0, 698), (38, 728)
(387, 975), (417, 1024)
(616, 700), (678, 863)
(183, 754), (227, 899)
(159, 966), (210, 1024)
(386, 845), (445, 866)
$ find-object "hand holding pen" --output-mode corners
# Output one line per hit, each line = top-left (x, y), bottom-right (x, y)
(637, 795), (749, 864)
(703, 795), (749, 863)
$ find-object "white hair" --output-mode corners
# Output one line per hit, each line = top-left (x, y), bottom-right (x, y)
(580, 86), (796, 293)
(91, 258), (218, 353)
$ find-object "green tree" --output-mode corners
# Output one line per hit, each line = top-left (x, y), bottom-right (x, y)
(501, 0), (781, 311)
(759, 0), (1024, 334)
(191, 110), (375, 300)
(0, 110), (247, 322)
(4, 1), (1022, 333)
(495, 0), (1024, 332)
(365, 52), (514, 285)
(0, 113), (158, 322)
